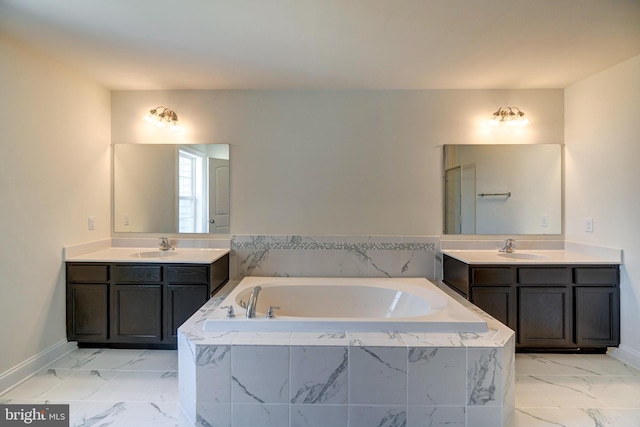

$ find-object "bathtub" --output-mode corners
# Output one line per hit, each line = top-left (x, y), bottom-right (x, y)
(203, 277), (488, 333)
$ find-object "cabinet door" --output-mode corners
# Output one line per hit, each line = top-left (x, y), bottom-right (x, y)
(166, 284), (209, 341)
(113, 284), (162, 343)
(470, 286), (516, 329)
(518, 286), (572, 348)
(575, 287), (620, 347)
(67, 284), (109, 341)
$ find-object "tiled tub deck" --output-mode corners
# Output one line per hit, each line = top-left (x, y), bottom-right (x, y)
(177, 282), (515, 427)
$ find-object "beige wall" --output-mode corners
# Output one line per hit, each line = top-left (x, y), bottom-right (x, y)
(0, 34), (111, 374)
(112, 89), (564, 236)
(565, 54), (640, 362)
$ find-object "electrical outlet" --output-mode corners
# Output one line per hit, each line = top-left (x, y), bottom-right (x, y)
(124, 214), (130, 226)
(88, 216), (96, 231)
(584, 217), (594, 233)
(541, 215), (548, 228)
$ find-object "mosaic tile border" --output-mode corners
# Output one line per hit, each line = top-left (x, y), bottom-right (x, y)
(232, 236), (435, 252)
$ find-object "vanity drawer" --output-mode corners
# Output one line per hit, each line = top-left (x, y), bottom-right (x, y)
(471, 267), (514, 285)
(518, 267), (572, 285)
(67, 264), (109, 283)
(575, 267), (619, 285)
(167, 266), (209, 283)
(113, 265), (162, 283)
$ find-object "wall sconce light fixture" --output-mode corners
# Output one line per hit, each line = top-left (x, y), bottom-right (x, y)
(488, 107), (529, 127)
(144, 106), (180, 131)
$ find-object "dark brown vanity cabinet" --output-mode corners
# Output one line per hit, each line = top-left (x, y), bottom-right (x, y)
(66, 253), (229, 348)
(66, 264), (110, 342)
(443, 255), (619, 351)
(574, 267), (620, 347)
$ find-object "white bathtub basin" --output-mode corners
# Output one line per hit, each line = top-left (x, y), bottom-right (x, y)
(203, 277), (488, 333)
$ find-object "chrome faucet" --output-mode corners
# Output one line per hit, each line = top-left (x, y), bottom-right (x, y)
(159, 237), (174, 251)
(499, 238), (517, 253)
(245, 286), (262, 318)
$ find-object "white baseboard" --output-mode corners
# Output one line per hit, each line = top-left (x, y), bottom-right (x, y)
(0, 340), (78, 395)
(608, 345), (640, 371)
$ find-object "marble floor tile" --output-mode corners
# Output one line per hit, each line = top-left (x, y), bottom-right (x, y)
(514, 376), (555, 408)
(70, 401), (190, 427)
(558, 407), (637, 427)
(46, 348), (106, 370)
(127, 350), (179, 371)
(572, 375), (640, 408)
(39, 369), (120, 401)
(1, 369), (76, 400)
(144, 371), (180, 403)
(80, 349), (149, 370)
(524, 375), (605, 408)
(3, 349), (640, 427)
(577, 354), (640, 376)
(511, 408), (580, 427)
(615, 408), (640, 426)
(90, 371), (167, 402)
(523, 353), (606, 376)
(516, 353), (591, 376)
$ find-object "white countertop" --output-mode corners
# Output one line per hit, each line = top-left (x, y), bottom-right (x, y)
(65, 247), (229, 264)
(442, 249), (621, 265)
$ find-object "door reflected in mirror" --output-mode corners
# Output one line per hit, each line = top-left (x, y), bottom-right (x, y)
(114, 144), (229, 234)
(443, 144), (561, 235)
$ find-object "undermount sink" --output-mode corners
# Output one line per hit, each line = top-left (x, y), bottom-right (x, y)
(497, 252), (550, 260)
(132, 251), (178, 259)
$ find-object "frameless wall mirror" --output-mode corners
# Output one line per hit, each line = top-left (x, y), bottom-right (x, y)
(443, 144), (561, 235)
(113, 144), (230, 234)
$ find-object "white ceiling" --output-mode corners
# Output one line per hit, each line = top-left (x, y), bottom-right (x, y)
(1, 0), (640, 90)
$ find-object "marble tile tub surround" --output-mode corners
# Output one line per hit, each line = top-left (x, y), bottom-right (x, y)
(178, 281), (515, 427)
(230, 235), (439, 281)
